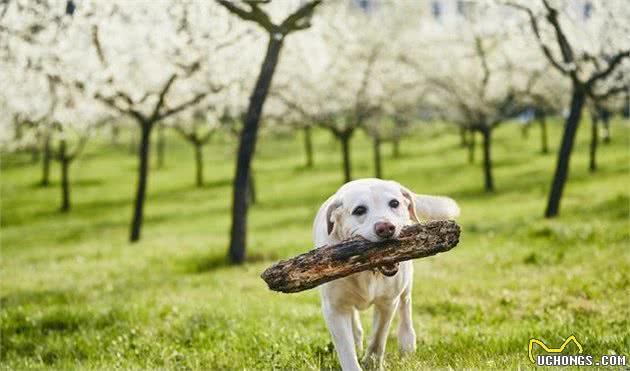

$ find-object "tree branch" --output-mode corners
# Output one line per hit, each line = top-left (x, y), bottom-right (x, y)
(91, 25), (107, 66)
(590, 83), (629, 101)
(172, 123), (197, 143)
(280, 0), (322, 34)
(507, 2), (572, 78)
(541, 0), (575, 65)
(199, 126), (215, 144)
(151, 74), (178, 121)
(94, 93), (145, 123)
(272, 91), (317, 123)
(216, 0), (275, 33)
(156, 92), (208, 121)
(217, 0), (321, 36)
(68, 133), (90, 161)
(586, 50), (630, 87)
(474, 36), (491, 98)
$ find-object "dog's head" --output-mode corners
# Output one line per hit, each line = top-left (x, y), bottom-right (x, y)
(319, 178), (459, 276)
(325, 179), (420, 243)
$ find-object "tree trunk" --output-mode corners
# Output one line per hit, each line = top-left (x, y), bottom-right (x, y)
(521, 122), (530, 139)
(481, 127), (494, 192)
(194, 142), (204, 187)
(130, 122), (153, 242)
(392, 138), (400, 158)
(545, 87), (587, 218)
(228, 36), (284, 264)
(129, 129), (138, 155)
(248, 169), (257, 206)
(624, 87), (630, 118)
(40, 134), (51, 186)
(30, 146), (40, 163)
(373, 136), (382, 179)
(59, 139), (71, 212)
(340, 133), (352, 183)
(303, 126), (313, 168)
(601, 114), (611, 144)
(589, 111), (598, 173)
(540, 114), (549, 154)
(14, 119), (23, 140)
(467, 129), (476, 164)
(156, 123), (165, 169)
(459, 126), (468, 147)
(111, 125), (120, 146)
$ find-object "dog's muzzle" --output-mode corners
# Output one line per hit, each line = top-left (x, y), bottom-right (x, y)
(371, 232), (400, 276)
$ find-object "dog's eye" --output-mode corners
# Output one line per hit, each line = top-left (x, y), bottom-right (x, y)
(352, 206), (367, 216)
(389, 199), (400, 208)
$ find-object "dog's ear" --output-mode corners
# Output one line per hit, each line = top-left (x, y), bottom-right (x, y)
(326, 199), (342, 235)
(399, 186), (420, 223)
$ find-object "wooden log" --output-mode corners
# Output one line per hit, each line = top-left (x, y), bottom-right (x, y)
(261, 220), (461, 293)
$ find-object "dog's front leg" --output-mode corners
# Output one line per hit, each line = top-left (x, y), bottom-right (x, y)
(362, 301), (398, 370)
(352, 309), (364, 354)
(323, 303), (362, 371)
(397, 285), (416, 355)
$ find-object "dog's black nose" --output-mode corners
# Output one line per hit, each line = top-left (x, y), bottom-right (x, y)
(374, 221), (395, 238)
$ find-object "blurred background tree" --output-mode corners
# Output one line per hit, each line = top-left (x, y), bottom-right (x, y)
(1, 0), (628, 254)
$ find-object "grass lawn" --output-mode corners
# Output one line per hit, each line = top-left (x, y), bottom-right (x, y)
(1, 118), (629, 370)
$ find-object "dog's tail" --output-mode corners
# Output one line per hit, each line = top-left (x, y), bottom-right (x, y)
(414, 195), (460, 220)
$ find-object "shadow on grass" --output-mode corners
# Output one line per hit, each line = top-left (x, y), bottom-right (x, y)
(185, 251), (279, 274)
(26, 178), (105, 190)
(198, 178), (232, 189)
(292, 164), (318, 173)
(573, 193), (629, 220)
(0, 289), (81, 309)
(449, 161), (628, 201)
(0, 306), (129, 364)
(4, 180), (230, 229)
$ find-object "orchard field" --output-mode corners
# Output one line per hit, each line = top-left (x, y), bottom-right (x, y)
(2, 120), (629, 370)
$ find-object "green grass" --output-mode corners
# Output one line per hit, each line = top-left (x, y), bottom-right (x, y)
(1, 118), (629, 370)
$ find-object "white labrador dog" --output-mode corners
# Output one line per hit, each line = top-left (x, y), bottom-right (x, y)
(312, 178), (460, 370)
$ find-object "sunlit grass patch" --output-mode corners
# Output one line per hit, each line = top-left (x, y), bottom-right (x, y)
(1, 119), (629, 370)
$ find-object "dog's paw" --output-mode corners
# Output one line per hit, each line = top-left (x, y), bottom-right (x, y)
(361, 354), (383, 371)
(398, 327), (416, 355)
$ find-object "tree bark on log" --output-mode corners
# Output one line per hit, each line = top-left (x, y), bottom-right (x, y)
(261, 220), (460, 293)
